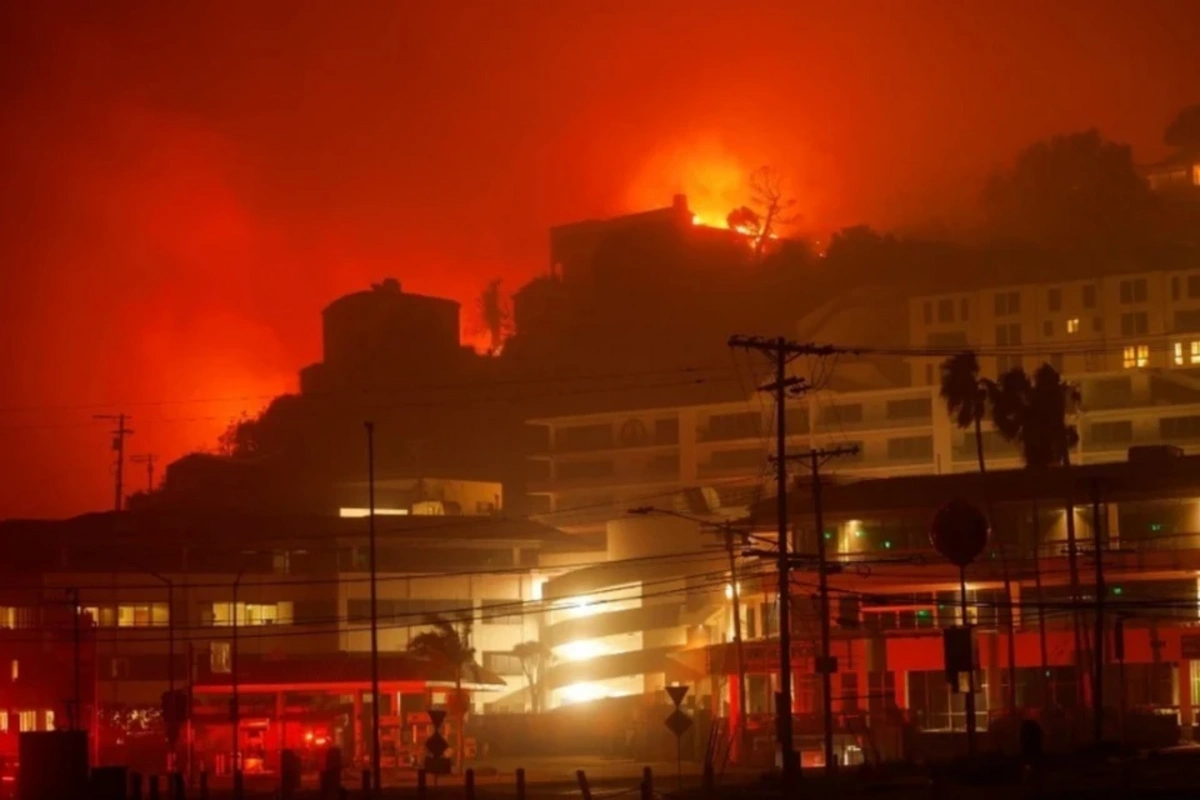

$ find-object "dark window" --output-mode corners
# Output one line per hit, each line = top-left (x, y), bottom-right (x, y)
(645, 453), (680, 475)
(1173, 277), (1181, 301)
(1048, 288), (1062, 311)
(1190, 275), (1200, 299)
(995, 323), (1021, 346)
(1176, 309), (1200, 333)
(1042, 320), (1053, 337)
(1120, 312), (1148, 336)
(1050, 353), (1064, 373)
(822, 404), (863, 425)
(887, 435), (933, 460)
(785, 406), (809, 433)
(760, 601), (779, 637)
(923, 302), (932, 324)
(1090, 420), (1133, 444)
(482, 652), (523, 674)
(1082, 284), (1097, 309)
(557, 460), (614, 480)
(960, 298), (969, 320)
(937, 298), (954, 322)
(653, 418), (679, 445)
(1119, 278), (1147, 304)
(559, 424), (613, 452)
(1161, 415), (1200, 440)
(705, 412), (762, 441)
(1092, 316), (1103, 333)
(707, 448), (767, 469)
(994, 291), (1020, 316)
(886, 397), (932, 420)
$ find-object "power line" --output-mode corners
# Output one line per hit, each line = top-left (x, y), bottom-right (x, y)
(0, 365), (739, 417)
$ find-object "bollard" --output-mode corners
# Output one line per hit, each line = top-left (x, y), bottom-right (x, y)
(199, 770), (208, 800)
(232, 769), (243, 800)
(131, 771), (144, 800)
(174, 771), (186, 800)
(417, 769), (428, 800)
(576, 769), (593, 800)
(515, 767), (526, 800)
(361, 768), (371, 796)
(149, 774), (160, 800)
(703, 757), (715, 795)
(465, 768), (476, 800)
(640, 766), (653, 800)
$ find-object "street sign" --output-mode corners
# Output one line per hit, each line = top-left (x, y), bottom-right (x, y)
(664, 709), (693, 738)
(425, 731), (449, 758)
(427, 709), (447, 728)
(666, 685), (689, 707)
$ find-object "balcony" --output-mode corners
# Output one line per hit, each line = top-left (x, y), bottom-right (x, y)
(530, 452), (682, 492)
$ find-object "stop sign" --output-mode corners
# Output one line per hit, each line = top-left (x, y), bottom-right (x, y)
(930, 499), (989, 568)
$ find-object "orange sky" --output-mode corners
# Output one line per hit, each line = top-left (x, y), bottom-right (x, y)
(1, 0), (1197, 518)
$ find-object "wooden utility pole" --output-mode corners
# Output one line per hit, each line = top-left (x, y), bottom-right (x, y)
(728, 335), (817, 787)
(95, 413), (133, 510)
(130, 453), (157, 493)
(785, 445), (859, 773)
(365, 421), (382, 796)
(1091, 480), (1106, 744)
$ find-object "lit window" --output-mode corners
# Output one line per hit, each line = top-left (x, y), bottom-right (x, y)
(1123, 345), (1149, 369)
(0, 711), (7, 733)
(118, 604), (168, 628)
(18, 711), (35, 732)
(1192, 342), (1200, 365)
(9, 660), (16, 681)
(1067, 318), (1080, 334)
(1176, 342), (1185, 366)
(211, 602), (292, 627)
(210, 643), (231, 673)
(44, 710), (54, 731)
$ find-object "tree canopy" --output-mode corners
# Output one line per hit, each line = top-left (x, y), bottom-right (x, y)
(1165, 104), (1200, 150)
(982, 129), (1151, 246)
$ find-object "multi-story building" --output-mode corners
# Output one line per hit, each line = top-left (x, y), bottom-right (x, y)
(0, 505), (594, 773)
(522, 262), (1200, 761)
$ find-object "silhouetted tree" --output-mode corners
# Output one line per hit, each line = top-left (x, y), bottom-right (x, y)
(939, 351), (1016, 715)
(1165, 104), (1200, 150)
(511, 640), (552, 714)
(742, 166), (799, 261)
(990, 363), (1080, 469)
(408, 616), (476, 771)
(982, 129), (1150, 245)
(475, 278), (511, 355)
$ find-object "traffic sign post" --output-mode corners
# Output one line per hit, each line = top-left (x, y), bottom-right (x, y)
(424, 708), (452, 776)
(664, 686), (692, 790)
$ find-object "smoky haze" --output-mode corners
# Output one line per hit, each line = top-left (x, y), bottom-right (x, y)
(0, 0), (1197, 517)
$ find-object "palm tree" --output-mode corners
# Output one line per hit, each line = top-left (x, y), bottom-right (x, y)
(939, 352), (1018, 717)
(512, 640), (552, 714)
(989, 362), (1084, 710)
(408, 616), (477, 771)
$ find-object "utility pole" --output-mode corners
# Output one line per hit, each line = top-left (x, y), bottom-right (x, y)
(728, 335), (816, 787)
(130, 453), (157, 493)
(723, 521), (748, 763)
(231, 570), (245, 800)
(628, 507), (748, 763)
(94, 414), (133, 511)
(66, 587), (81, 731)
(783, 445), (859, 774)
(1091, 480), (1106, 744)
(366, 421), (382, 796)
